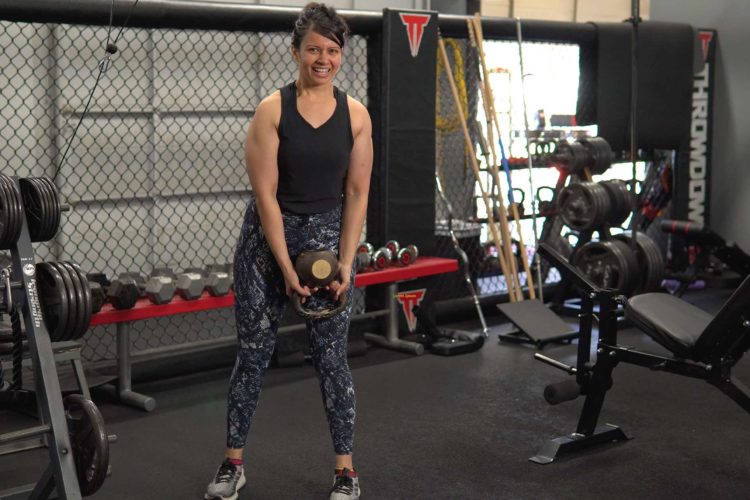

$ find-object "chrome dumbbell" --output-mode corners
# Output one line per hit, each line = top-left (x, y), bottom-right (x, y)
(355, 242), (375, 273)
(385, 240), (400, 260)
(371, 247), (393, 270)
(396, 244), (419, 266)
(355, 251), (372, 273)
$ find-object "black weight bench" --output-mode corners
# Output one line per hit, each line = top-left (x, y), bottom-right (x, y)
(530, 242), (750, 464)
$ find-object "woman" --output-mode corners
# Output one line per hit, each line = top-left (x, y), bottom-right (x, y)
(205, 3), (372, 500)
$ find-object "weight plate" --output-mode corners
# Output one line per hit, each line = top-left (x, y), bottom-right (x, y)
(35, 262), (69, 342)
(571, 240), (637, 293)
(40, 177), (61, 239)
(19, 178), (45, 241)
(609, 239), (640, 295)
(558, 182), (609, 232)
(600, 180), (633, 228)
(579, 137), (614, 175)
(49, 262), (76, 342)
(68, 262), (93, 340)
(59, 262), (86, 341)
(3, 175), (24, 247)
(63, 394), (110, 496)
(614, 232), (665, 293)
(0, 175), (14, 249)
(0, 174), (20, 249)
(34, 177), (54, 241)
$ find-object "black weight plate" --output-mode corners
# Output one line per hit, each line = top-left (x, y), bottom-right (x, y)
(19, 178), (47, 242)
(598, 181), (620, 227)
(558, 183), (601, 232)
(66, 261), (92, 340)
(0, 174), (20, 249)
(585, 137), (614, 175)
(35, 262), (69, 342)
(3, 175), (24, 247)
(18, 178), (41, 241)
(609, 239), (640, 295)
(589, 182), (611, 229)
(64, 394), (110, 496)
(49, 262), (76, 342)
(28, 177), (49, 241)
(0, 176), (16, 248)
(615, 232), (665, 293)
(0, 175), (14, 249)
(40, 177), (61, 240)
(33, 177), (54, 241)
(59, 262), (86, 341)
(571, 240), (631, 292)
(641, 235), (665, 292)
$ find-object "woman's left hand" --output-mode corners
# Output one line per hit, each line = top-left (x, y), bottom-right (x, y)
(328, 262), (352, 302)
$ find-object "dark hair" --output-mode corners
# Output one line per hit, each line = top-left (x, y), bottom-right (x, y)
(292, 2), (349, 50)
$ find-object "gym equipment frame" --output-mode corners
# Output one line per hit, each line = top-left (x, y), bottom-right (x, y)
(530, 242), (750, 464)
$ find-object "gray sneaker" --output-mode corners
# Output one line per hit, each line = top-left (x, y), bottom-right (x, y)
(205, 459), (246, 500)
(329, 469), (360, 500)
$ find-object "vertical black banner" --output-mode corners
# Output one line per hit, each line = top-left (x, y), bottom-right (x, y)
(367, 8), (437, 255)
(673, 29), (716, 225)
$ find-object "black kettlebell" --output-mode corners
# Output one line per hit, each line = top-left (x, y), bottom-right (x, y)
(292, 249), (348, 320)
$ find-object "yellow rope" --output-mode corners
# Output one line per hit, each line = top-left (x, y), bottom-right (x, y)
(436, 38), (469, 132)
(437, 38), (472, 173)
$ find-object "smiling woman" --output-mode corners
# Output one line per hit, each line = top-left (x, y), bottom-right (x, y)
(203, 3), (372, 500)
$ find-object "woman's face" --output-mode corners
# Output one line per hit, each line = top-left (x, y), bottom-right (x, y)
(293, 30), (343, 86)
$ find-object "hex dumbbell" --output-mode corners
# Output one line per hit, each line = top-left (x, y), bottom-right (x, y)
(176, 272), (206, 300)
(205, 271), (231, 297)
(143, 268), (178, 305)
(87, 272), (139, 310)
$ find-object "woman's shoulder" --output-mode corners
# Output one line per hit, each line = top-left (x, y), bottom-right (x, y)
(258, 90), (282, 112)
(345, 95), (370, 122)
(254, 90), (283, 125)
(346, 95), (371, 136)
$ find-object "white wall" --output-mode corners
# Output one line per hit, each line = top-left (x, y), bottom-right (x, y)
(652, 0), (750, 247)
(481, 0), (651, 22)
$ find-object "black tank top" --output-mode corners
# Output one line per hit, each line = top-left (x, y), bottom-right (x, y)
(276, 82), (353, 214)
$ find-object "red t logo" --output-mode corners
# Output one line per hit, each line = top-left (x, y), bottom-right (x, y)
(699, 31), (713, 62)
(400, 13), (431, 58)
(396, 289), (426, 332)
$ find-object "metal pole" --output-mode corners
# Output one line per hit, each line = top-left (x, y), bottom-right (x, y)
(515, 18), (545, 301)
(117, 322), (156, 411)
(630, 0), (641, 247)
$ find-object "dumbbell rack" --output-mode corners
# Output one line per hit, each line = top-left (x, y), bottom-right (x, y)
(0, 177), (83, 499)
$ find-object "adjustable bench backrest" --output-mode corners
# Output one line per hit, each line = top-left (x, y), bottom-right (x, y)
(693, 274), (750, 364)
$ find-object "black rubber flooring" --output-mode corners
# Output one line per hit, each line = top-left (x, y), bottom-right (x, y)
(1, 288), (749, 499)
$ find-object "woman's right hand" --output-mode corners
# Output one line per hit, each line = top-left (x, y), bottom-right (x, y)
(284, 272), (311, 302)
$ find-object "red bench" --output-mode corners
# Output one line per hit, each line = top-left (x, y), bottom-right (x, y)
(90, 257), (458, 411)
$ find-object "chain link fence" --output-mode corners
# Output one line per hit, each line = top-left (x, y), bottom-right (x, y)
(435, 36), (582, 299)
(0, 15), (587, 367)
(0, 21), (368, 364)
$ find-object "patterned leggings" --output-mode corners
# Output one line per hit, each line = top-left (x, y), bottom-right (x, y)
(227, 199), (356, 454)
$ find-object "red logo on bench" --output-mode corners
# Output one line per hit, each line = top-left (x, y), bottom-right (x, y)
(396, 288), (426, 332)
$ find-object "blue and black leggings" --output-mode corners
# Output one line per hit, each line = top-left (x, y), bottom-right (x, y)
(227, 199), (356, 454)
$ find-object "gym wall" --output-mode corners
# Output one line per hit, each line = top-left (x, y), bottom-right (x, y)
(652, 0), (750, 251)
(482, 0), (651, 22)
